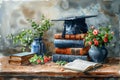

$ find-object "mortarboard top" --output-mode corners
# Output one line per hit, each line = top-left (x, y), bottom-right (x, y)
(52, 15), (97, 38)
(52, 15), (97, 21)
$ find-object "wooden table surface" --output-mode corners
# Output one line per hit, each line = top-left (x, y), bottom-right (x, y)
(0, 56), (119, 79)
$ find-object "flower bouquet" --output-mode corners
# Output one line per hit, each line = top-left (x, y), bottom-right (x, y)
(85, 25), (114, 47)
(84, 25), (114, 63)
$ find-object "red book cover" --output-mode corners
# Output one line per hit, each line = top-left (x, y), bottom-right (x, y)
(55, 47), (90, 55)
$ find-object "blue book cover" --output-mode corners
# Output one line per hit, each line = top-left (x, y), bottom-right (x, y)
(54, 39), (84, 48)
(52, 54), (88, 62)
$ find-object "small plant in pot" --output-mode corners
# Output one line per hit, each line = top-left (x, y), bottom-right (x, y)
(7, 15), (53, 53)
(84, 25), (114, 63)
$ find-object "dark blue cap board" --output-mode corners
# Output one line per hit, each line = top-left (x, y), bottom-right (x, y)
(52, 15), (97, 38)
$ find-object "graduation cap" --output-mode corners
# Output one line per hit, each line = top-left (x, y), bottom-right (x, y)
(52, 15), (97, 38)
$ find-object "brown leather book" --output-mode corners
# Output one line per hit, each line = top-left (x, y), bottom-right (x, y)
(55, 47), (90, 55)
(54, 33), (87, 40)
(10, 52), (34, 61)
(9, 52), (34, 65)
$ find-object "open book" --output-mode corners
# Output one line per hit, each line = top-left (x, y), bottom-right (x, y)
(63, 59), (102, 72)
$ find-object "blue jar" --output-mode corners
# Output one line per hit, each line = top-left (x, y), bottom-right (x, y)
(31, 38), (40, 54)
(31, 37), (45, 57)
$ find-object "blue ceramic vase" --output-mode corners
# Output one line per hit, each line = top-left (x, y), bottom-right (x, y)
(88, 45), (108, 63)
(31, 37), (45, 57)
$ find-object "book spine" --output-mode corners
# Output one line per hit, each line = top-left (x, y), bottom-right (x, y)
(54, 39), (84, 48)
(55, 47), (90, 55)
(52, 54), (88, 62)
(54, 33), (86, 40)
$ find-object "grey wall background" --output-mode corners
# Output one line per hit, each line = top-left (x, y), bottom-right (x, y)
(0, 0), (119, 57)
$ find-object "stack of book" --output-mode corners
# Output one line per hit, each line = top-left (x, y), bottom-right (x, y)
(9, 52), (34, 65)
(52, 33), (90, 62)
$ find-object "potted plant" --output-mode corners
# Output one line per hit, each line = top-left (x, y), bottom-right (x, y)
(7, 15), (53, 53)
(84, 25), (114, 63)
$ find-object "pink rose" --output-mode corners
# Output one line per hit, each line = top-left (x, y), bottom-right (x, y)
(94, 40), (99, 46)
(88, 41), (92, 46)
(93, 29), (99, 36)
(103, 37), (108, 43)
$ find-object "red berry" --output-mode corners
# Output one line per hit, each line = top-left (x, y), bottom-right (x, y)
(44, 58), (48, 63)
(37, 59), (41, 64)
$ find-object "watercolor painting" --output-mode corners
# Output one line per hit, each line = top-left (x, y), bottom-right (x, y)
(0, 0), (119, 80)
